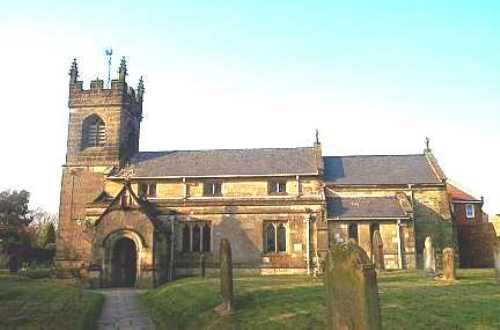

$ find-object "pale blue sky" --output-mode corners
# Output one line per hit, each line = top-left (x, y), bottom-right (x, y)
(0, 1), (499, 213)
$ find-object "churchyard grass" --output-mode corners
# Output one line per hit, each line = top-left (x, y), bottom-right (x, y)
(0, 272), (104, 329)
(141, 269), (500, 330)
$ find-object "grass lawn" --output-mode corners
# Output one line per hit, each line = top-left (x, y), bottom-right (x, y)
(141, 269), (500, 330)
(0, 272), (104, 330)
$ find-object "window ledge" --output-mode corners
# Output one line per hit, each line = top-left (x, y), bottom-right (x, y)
(262, 252), (289, 257)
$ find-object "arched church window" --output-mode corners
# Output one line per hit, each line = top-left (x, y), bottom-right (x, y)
(82, 114), (106, 148)
(192, 225), (201, 252)
(265, 223), (275, 253)
(277, 224), (287, 252)
(202, 224), (211, 252)
(182, 224), (191, 252)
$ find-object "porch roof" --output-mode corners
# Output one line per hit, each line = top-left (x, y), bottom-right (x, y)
(327, 197), (409, 220)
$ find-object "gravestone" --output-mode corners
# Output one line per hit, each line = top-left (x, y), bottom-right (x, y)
(423, 236), (436, 274)
(324, 242), (382, 330)
(200, 253), (206, 278)
(442, 247), (456, 281)
(214, 239), (234, 315)
(372, 230), (385, 271)
(494, 239), (500, 284)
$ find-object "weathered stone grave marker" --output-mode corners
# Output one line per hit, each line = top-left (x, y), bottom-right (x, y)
(372, 230), (385, 271)
(324, 242), (382, 330)
(494, 238), (500, 284)
(442, 247), (456, 281)
(423, 236), (436, 274)
(214, 239), (234, 315)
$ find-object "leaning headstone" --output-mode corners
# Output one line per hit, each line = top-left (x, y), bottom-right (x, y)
(423, 236), (436, 274)
(442, 247), (456, 281)
(372, 230), (385, 271)
(214, 239), (234, 315)
(324, 242), (382, 330)
(200, 253), (206, 278)
(493, 239), (500, 284)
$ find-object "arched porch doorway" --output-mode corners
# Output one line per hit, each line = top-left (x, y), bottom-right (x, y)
(111, 237), (137, 287)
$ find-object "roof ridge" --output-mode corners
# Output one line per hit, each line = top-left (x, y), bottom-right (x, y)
(134, 146), (314, 154)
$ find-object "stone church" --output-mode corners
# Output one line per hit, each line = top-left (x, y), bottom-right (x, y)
(55, 58), (453, 288)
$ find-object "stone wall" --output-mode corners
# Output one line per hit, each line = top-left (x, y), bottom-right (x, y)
(55, 167), (106, 273)
(413, 187), (454, 259)
(112, 175), (322, 199)
(327, 185), (453, 266)
(328, 220), (415, 270)
(168, 202), (323, 273)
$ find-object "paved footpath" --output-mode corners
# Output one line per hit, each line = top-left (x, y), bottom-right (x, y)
(95, 288), (155, 330)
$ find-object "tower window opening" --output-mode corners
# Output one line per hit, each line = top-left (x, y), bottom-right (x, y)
(82, 115), (106, 148)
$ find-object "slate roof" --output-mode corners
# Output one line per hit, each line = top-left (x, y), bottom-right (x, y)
(327, 197), (408, 219)
(323, 154), (442, 185)
(121, 147), (318, 178)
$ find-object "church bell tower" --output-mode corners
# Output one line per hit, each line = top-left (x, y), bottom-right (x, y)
(55, 57), (145, 273)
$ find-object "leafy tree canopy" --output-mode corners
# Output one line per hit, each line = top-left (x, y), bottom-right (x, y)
(0, 190), (34, 251)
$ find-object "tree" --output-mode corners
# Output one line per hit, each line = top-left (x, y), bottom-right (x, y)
(0, 190), (34, 252)
(29, 209), (58, 248)
(43, 222), (56, 247)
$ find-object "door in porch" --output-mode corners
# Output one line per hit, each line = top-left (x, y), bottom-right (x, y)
(111, 237), (137, 287)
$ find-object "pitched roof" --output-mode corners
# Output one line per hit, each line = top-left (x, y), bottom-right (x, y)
(447, 183), (481, 202)
(120, 147), (318, 178)
(323, 154), (442, 185)
(327, 197), (408, 219)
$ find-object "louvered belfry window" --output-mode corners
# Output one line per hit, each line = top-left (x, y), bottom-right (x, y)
(82, 115), (106, 148)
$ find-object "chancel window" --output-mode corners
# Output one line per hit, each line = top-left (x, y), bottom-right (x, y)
(277, 224), (287, 252)
(264, 222), (287, 253)
(268, 180), (287, 194)
(265, 223), (276, 253)
(82, 115), (106, 148)
(138, 183), (156, 198)
(203, 182), (222, 197)
(181, 222), (211, 253)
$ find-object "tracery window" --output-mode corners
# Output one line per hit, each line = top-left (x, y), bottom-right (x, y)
(265, 223), (276, 253)
(277, 224), (287, 252)
(82, 114), (106, 148)
(192, 225), (201, 252)
(182, 224), (191, 252)
(264, 222), (287, 253)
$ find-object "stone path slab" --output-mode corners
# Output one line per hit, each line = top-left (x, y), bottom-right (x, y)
(95, 288), (155, 330)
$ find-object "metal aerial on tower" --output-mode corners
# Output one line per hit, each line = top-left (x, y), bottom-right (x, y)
(105, 48), (113, 88)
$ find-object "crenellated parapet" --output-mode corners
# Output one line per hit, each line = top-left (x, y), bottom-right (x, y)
(68, 58), (144, 118)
